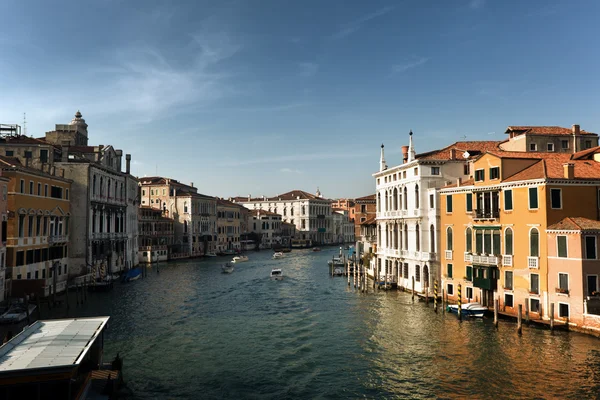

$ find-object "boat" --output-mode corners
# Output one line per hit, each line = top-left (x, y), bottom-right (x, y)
(312, 247), (321, 252)
(281, 248), (292, 253)
(232, 255), (249, 263)
(205, 253), (217, 257)
(332, 267), (344, 276)
(273, 252), (284, 259)
(447, 302), (488, 318)
(122, 268), (141, 282)
(327, 257), (345, 267)
(221, 263), (234, 274)
(270, 268), (283, 280)
(0, 304), (37, 324)
(222, 249), (236, 256)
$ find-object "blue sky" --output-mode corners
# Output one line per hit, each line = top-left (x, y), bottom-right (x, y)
(1, 0), (600, 199)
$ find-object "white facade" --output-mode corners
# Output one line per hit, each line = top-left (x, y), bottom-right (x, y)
(125, 171), (139, 269)
(249, 211), (282, 248)
(333, 210), (355, 244)
(372, 134), (489, 293)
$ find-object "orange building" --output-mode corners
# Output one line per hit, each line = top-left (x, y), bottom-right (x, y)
(353, 194), (376, 239)
(440, 147), (600, 322)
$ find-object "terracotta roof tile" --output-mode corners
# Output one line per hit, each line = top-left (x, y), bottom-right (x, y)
(355, 194), (376, 201)
(572, 146), (600, 160)
(360, 215), (377, 225)
(444, 178), (474, 188)
(417, 141), (502, 161)
(548, 217), (600, 231)
(231, 190), (328, 202)
(505, 126), (596, 136)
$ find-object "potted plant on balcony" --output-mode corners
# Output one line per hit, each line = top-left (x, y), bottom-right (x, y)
(556, 287), (569, 294)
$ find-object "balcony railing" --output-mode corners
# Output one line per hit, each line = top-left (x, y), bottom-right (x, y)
(528, 256), (539, 269)
(474, 210), (500, 219)
(464, 252), (473, 262)
(445, 250), (453, 260)
(472, 254), (500, 266)
(49, 235), (68, 244)
(421, 252), (436, 261)
(502, 255), (513, 267)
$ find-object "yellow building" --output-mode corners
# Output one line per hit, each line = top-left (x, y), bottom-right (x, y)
(2, 156), (72, 297)
(440, 148), (600, 320)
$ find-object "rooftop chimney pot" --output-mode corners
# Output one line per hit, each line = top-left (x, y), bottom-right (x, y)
(573, 124), (581, 135)
(563, 163), (575, 179)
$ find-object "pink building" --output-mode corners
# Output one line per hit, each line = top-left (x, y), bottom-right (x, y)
(547, 217), (600, 333)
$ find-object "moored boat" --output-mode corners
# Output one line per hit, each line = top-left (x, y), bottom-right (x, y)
(0, 304), (37, 324)
(273, 252), (284, 259)
(332, 267), (344, 276)
(122, 268), (141, 282)
(205, 253), (217, 257)
(327, 257), (344, 267)
(232, 255), (249, 263)
(447, 302), (488, 318)
(270, 268), (283, 280)
(221, 263), (234, 273)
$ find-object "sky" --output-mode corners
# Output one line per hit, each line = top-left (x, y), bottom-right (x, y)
(1, 0), (600, 199)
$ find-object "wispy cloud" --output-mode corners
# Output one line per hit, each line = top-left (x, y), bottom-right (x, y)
(468, 0), (485, 9)
(331, 6), (394, 39)
(280, 168), (303, 174)
(299, 62), (319, 77)
(391, 56), (429, 74)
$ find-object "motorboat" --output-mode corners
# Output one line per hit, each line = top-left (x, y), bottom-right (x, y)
(332, 267), (344, 276)
(221, 263), (234, 274)
(270, 268), (283, 280)
(273, 252), (284, 259)
(122, 268), (141, 282)
(0, 304), (37, 324)
(232, 255), (249, 263)
(312, 247), (321, 252)
(205, 253), (217, 257)
(327, 257), (345, 267)
(447, 302), (488, 318)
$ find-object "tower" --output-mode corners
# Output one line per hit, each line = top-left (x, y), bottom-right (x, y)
(407, 130), (416, 163)
(380, 144), (387, 172)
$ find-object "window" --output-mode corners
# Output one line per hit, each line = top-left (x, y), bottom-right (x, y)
(505, 271), (513, 290)
(585, 236), (597, 259)
(18, 215), (25, 237)
(24, 150), (32, 159)
(66, 189), (69, 200)
(475, 169), (484, 181)
(44, 184), (48, 197)
(447, 283), (454, 296)
(429, 194), (434, 209)
(40, 149), (48, 163)
(561, 140), (569, 150)
(429, 225), (435, 252)
(529, 143), (537, 151)
(547, 143), (554, 152)
(466, 266), (472, 281)
(446, 195), (453, 213)
(504, 293), (513, 307)
(585, 140), (592, 149)
(559, 303), (569, 318)
(414, 185), (419, 208)
(465, 227), (472, 253)
(549, 188), (562, 209)
(587, 275), (598, 296)
(20, 179), (24, 193)
(37, 183), (41, 196)
(528, 187), (538, 209)
(446, 227), (453, 251)
(464, 163), (470, 175)
(558, 273), (569, 293)
(530, 298), (540, 313)
(475, 230), (483, 253)
(466, 286), (473, 300)
(403, 263), (408, 277)
(431, 167), (440, 175)
(466, 193), (472, 212)
(557, 236), (567, 258)
(28, 216), (33, 237)
(415, 224), (420, 251)
(504, 228), (513, 255)
(29, 181), (34, 194)
(446, 264), (453, 278)
(530, 228), (539, 257)
(489, 167), (499, 180)
(414, 167), (418, 176)
(504, 190), (513, 211)
(5, 150), (13, 157)
(531, 273), (539, 294)
(402, 171), (406, 179)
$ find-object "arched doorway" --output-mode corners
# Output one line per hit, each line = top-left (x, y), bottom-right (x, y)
(423, 265), (430, 291)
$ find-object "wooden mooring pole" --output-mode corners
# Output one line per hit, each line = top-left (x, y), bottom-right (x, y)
(550, 303), (555, 332)
(411, 277), (415, 302)
(347, 256), (350, 285)
(433, 280), (438, 313)
(494, 298), (499, 328)
(442, 288), (445, 313)
(525, 301), (530, 325)
(457, 284), (462, 321)
(517, 304), (523, 335)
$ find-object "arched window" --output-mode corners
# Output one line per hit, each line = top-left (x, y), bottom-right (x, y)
(403, 187), (408, 209)
(100, 177), (104, 195)
(385, 191), (389, 211)
(446, 227), (453, 251)
(465, 227), (473, 253)
(504, 228), (513, 255)
(378, 225), (382, 247)
(530, 228), (539, 257)
(404, 224), (408, 249)
(184, 202), (188, 213)
(93, 175), (97, 195)
(184, 220), (188, 233)
(415, 223), (420, 251)
(492, 230), (501, 255)
(415, 184), (420, 209)
(393, 188), (398, 211)
(430, 225), (435, 252)
(107, 179), (111, 198)
(394, 223), (399, 249)
(378, 193), (382, 212)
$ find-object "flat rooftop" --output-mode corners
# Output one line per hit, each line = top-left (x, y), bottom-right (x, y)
(0, 317), (109, 373)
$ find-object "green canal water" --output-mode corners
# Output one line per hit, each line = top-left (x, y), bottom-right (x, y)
(38, 249), (600, 398)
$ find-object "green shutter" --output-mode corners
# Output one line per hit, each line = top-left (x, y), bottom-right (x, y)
(447, 264), (453, 278)
(529, 187), (538, 209)
(476, 231), (483, 253)
(447, 195), (453, 213)
(466, 193), (473, 212)
(557, 236), (567, 258)
(504, 190), (513, 210)
(466, 266), (472, 281)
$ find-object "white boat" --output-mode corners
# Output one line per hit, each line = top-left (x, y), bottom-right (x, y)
(272, 252), (284, 259)
(447, 302), (488, 318)
(327, 257), (345, 267)
(205, 253), (217, 257)
(232, 255), (249, 263)
(0, 304), (37, 324)
(270, 268), (283, 280)
(333, 267), (344, 276)
(221, 263), (234, 274)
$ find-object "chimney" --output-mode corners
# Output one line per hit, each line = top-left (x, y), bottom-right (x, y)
(456, 178), (462, 187)
(126, 154), (131, 174)
(401, 145), (409, 164)
(62, 146), (69, 162)
(572, 124), (580, 135)
(191, 182), (194, 188)
(248, 194), (251, 201)
(449, 149), (457, 160)
(563, 163), (575, 179)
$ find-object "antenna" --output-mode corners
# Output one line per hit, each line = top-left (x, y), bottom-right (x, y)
(23, 113), (27, 136)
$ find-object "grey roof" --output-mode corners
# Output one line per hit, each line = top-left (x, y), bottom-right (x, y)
(0, 317), (109, 373)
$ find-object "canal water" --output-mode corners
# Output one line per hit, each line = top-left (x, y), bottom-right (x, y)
(33, 249), (600, 398)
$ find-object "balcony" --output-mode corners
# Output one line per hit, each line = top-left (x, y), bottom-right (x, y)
(474, 210), (500, 220)
(472, 254), (500, 266)
(502, 255), (513, 267)
(528, 256), (539, 269)
(445, 250), (453, 260)
(556, 287), (569, 295)
(464, 252), (473, 262)
(421, 252), (436, 262)
(49, 235), (68, 244)
(473, 266), (498, 291)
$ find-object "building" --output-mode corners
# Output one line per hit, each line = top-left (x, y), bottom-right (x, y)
(357, 215), (377, 258)
(138, 206), (174, 262)
(439, 146), (600, 322)
(248, 209), (282, 249)
(353, 194), (376, 239)
(331, 198), (355, 222)
(281, 221), (296, 247)
(0, 172), (9, 301)
(332, 209), (355, 244)
(1, 156), (71, 298)
(373, 131), (501, 292)
(139, 177), (217, 257)
(232, 189), (334, 245)
(216, 199), (245, 252)
(125, 167), (140, 268)
(500, 125), (598, 154)
(546, 217), (600, 332)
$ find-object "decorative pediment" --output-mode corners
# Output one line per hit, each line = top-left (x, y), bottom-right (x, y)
(50, 206), (66, 216)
